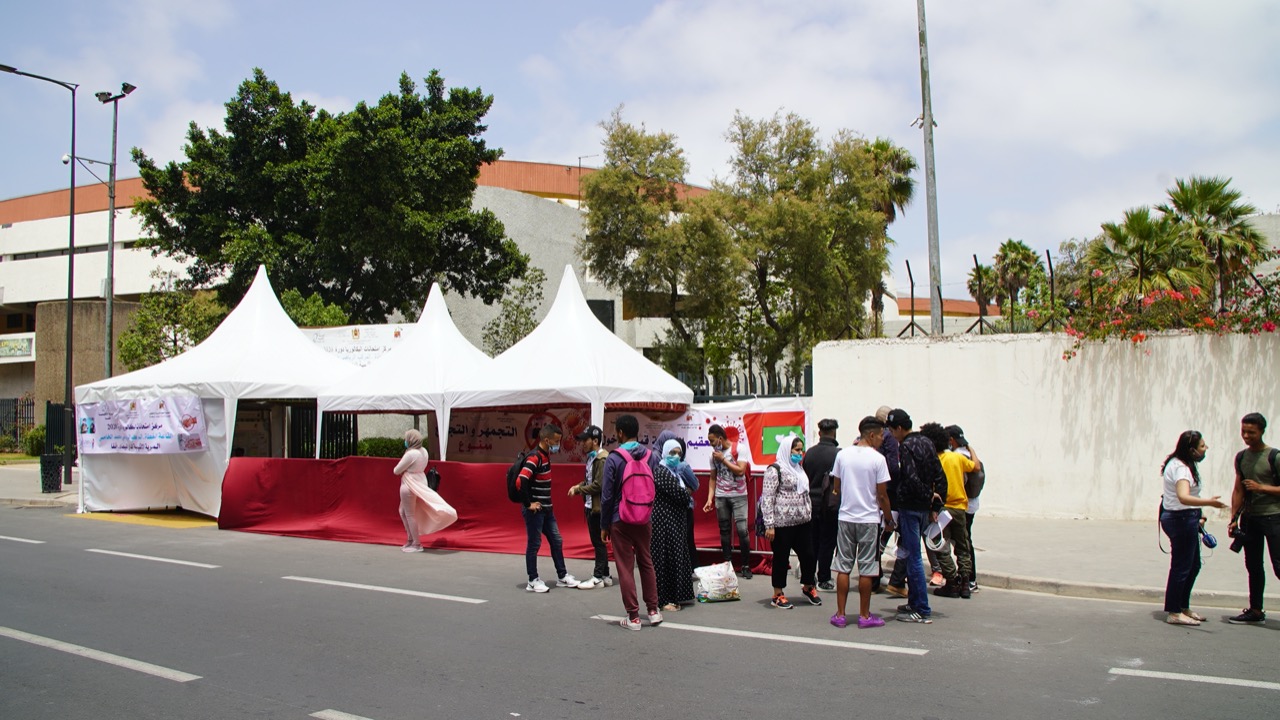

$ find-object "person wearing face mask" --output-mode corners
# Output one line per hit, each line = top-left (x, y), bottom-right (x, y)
(517, 423), (579, 593)
(702, 424), (753, 578)
(650, 430), (700, 570)
(651, 438), (696, 611)
(392, 429), (458, 553)
(569, 425), (614, 589)
(760, 435), (820, 609)
(1160, 430), (1226, 625)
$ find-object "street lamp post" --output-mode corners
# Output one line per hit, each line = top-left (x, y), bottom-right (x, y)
(1, 62), (79, 498)
(94, 83), (136, 377)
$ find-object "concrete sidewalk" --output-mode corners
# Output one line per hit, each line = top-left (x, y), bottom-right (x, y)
(2, 463), (1275, 610)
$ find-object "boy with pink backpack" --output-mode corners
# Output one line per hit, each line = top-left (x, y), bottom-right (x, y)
(600, 414), (661, 630)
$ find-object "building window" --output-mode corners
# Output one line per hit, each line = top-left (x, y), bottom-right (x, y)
(587, 299), (615, 333)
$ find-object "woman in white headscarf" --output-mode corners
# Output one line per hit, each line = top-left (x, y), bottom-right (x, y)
(760, 434), (819, 609)
(393, 429), (458, 552)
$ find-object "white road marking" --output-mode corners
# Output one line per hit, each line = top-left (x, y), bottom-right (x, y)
(1109, 667), (1280, 691)
(310, 710), (378, 720)
(0, 626), (201, 682)
(283, 576), (487, 604)
(592, 615), (928, 655)
(0, 535), (45, 544)
(85, 548), (219, 568)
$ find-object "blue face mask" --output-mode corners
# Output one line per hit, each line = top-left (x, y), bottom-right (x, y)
(790, 453), (803, 465)
(586, 449), (598, 463)
(663, 455), (679, 468)
(404, 440), (408, 448)
(549, 444), (561, 454)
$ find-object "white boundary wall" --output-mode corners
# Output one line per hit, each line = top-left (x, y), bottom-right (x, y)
(812, 332), (1280, 520)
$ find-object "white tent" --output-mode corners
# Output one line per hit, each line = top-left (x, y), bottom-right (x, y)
(316, 283), (493, 459)
(448, 265), (694, 425)
(74, 266), (357, 517)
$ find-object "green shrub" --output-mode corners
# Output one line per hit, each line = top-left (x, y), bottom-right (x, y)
(0, 435), (21, 454)
(357, 437), (404, 458)
(22, 425), (45, 456)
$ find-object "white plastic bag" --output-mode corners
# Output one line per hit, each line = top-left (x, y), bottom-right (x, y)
(694, 561), (741, 602)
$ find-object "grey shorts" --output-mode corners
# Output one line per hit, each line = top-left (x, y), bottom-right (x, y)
(832, 521), (881, 577)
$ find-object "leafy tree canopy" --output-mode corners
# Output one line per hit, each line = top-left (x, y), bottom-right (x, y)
(118, 271), (227, 372)
(132, 69), (527, 323)
(481, 265), (546, 356)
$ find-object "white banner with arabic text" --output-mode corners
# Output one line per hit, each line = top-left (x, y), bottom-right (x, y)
(76, 397), (210, 455)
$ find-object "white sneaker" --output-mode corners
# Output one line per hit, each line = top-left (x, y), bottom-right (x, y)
(577, 577), (604, 589)
(620, 616), (642, 631)
(648, 611), (664, 626)
(556, 574), (579, 587)
(526, 578), (549, 593)
(602, 576), (615, 587)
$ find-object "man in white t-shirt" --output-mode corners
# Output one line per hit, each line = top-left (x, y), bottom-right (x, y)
(828, 416), (895, 629)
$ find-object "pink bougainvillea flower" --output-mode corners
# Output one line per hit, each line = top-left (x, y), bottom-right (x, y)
(1264, 321), (1277, 333)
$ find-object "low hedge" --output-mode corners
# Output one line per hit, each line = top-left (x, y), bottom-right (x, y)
(357, 437), (405, 458)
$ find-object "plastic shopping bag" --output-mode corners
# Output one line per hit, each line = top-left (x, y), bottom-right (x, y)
(694, 561), (741, 603)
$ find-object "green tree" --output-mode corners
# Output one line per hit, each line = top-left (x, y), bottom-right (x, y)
(279, 289), (350, 327)
(966, 262), (1000, 311)
(993, 239), (1044, 331)
(481, 266), (546, 355)
(1156, 175), (1265, 308)
(132, 69), (526, 323)
(1088, 207), (1208, 304)
(118, 271), (228, 371)
(864, 137), (917, 335)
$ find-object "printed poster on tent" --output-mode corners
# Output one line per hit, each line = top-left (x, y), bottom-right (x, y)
(76, 397), (209, 455)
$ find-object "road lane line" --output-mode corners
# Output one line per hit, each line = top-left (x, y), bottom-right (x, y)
(0, 626), (201, 682)
(1109, 667), (1280, 691)
(85, 548), (219, 568)
(283, 576), (487, 605)
(311, 711), (378, 720)
(0, 535), (45, 544)
(592, 615), (928, 655)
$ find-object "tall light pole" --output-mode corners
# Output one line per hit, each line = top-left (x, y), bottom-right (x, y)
(94, 83), (136, 377)
(914, 0), (943, 335)
(1, 62), (79, 494)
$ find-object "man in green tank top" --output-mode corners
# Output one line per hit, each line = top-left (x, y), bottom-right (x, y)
(1228, 412), (1280, 625)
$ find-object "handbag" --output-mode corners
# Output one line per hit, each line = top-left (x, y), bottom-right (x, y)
(426, 467), (441, 492)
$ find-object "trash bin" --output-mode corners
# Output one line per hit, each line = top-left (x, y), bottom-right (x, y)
(39, 454), (63, 494)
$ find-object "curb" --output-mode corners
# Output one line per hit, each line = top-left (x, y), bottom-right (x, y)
(0, 497), (76, 508)
(973, 571), (1273, 610)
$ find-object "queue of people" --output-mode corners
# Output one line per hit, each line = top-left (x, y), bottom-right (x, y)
(394, 408), (1280, 632)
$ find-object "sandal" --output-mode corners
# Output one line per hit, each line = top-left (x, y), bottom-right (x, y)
(1166, 613), (1201, 626)
(661, 603), (681, 612)
(1184, 611), (1206, 622)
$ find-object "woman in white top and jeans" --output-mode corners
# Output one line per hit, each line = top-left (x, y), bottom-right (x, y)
(1160, 430), (1227, 625)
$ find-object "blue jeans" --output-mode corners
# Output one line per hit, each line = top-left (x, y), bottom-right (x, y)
(1160, 508), (1201, 613)
(523, 507), (567, 581)
(898, 510), (931, 616)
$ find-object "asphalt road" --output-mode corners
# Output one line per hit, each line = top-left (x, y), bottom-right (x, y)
(2, 504), (1277, 720)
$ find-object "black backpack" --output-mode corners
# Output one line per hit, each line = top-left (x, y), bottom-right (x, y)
(963, 455), (986, 499)
(818, 471), (839, 513)
(506, 449), (535, 503)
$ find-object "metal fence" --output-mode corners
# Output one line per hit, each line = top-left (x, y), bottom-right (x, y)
(680, 365), (813, 403)
(288, 405), (358, 459)
(0, 397), (35, 444)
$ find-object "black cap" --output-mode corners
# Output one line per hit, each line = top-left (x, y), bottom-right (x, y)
(945, 424), (965, 439)
(575, 425), (603, 442)
(857, 416), (884, 434)
(885, 409), (912, 430)
(817, 418), (839, 433)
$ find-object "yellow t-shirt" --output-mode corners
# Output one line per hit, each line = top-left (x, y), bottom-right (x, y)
(938, 451), (976, 511)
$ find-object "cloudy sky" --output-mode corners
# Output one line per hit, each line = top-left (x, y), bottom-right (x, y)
(3, 0), (1276, 299)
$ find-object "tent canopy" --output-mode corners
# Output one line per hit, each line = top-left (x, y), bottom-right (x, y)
(448, 265), (693, 424)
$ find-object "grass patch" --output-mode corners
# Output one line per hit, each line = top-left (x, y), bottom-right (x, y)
(0, 453), (39, 465)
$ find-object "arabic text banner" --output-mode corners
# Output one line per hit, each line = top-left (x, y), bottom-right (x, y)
(76, 396), (209, 455)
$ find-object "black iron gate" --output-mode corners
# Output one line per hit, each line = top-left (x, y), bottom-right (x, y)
(288, 405), (358, 459)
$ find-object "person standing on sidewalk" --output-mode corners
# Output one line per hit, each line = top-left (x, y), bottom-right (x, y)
(602, 414), (662, 630)
(887, 409), (946, 624)
(568, 425), (613, 590)
(518, 424), (579, 593)
(803, 419), (841, 591)
(828, 417), (895, 629)
(946, 425), (982, 594)
(1228, 412), (1280, 625)
(921, 422), (980, 599)
(1160, 430), (1226, 626)
(702, 424), (753, 579)
(761, 434), (820, 610)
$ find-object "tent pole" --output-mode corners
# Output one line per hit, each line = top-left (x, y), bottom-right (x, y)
(313, 407), (324, 459)
(436, 407), (451, 461)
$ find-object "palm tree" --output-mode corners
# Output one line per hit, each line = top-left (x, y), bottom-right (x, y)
(967, 262), (999, 315)
(993, 239), (1043, 331)
(1157, 176), (1265, 309)
(1088, 207), (1208, 304)
(865, 138), (917, 336)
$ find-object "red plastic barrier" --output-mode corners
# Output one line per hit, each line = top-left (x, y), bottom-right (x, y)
(219, 457), (735, 559)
